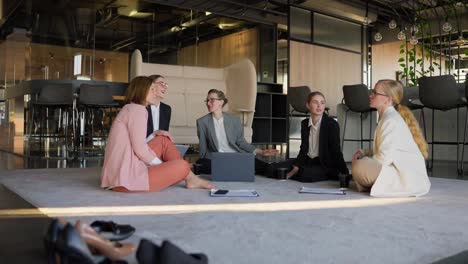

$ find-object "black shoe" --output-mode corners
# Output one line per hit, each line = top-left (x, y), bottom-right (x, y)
(137, 239), (208, 264)
(339, 173), (351, 189)
(55, 223), (96, 264)
(90, 221), (136, 241)
(44, 218), (66, 264)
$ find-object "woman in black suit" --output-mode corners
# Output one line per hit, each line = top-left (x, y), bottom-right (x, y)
(287, 91), (349, 182)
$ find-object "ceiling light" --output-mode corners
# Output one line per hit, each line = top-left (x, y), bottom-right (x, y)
(410, 24), (419, 34)
(171, 26), (182, 32)
(363, 16), (370, 26)
(456, 35), (466, 46)
(205, 11), (211, 16)
(128, 10), (153, 18)
(388, 19), (397, 29)
(397, 30), (406, 40)
(374, 32), (383, 42)
(410, 35), (418, 45)
(442, 21), (452, 32)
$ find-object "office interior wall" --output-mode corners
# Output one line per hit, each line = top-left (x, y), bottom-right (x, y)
(289, 40), (362, 116)
(177, 28), (258, 69)
(371, 41), (448, 88)
(29, 43), (129, 82)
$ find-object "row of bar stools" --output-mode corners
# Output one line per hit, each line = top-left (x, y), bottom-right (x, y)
(28, 83), (119, 159)
(28, 83), (74, 158)
(419, 75), (466, 175)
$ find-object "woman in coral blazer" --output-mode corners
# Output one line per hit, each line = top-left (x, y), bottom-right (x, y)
(101, 76), (214, 192)
(352, 79), (430, 197)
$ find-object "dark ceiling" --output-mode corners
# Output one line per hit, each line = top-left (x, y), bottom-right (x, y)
(0, 0), (290, 54)
(0, 0), (466, 55)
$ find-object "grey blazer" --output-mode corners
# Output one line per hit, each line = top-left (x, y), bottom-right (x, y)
(196, 113), (256, 159)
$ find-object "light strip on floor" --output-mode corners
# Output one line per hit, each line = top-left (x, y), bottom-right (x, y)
(0, 197), (421, 218)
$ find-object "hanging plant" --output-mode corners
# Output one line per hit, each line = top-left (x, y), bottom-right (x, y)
(397, 21), (440, 86)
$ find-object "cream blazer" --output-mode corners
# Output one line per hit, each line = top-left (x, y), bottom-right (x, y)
(101, 103), (157, 191)
(369, 106), (430, 197)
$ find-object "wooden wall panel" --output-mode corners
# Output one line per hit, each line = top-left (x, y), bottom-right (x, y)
(29, 43), (129, 82)
(177, 28), (258, 69)
(371, 41), (402, 87)
(371, 41), (448, 88)
(290, 41), (362, 116)
(0, 40), (28, 83)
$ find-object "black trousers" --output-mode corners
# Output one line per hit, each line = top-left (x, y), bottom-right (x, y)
(291, 156), (339, 182)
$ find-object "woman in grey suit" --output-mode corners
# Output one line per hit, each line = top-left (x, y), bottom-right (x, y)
(196, 89), (277, 174)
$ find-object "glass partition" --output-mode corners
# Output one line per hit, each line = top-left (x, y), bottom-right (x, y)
(313, 13), (361, 53)
(290, 6), (311, 42)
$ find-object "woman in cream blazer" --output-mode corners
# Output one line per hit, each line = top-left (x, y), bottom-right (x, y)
(352, 79), (430, 197)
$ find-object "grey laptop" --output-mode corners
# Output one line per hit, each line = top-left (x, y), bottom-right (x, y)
(211, 152), (255, 182)
(175, 145), (189, 157)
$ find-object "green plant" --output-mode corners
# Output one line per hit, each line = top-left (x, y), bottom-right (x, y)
(398, 43), (440, 86)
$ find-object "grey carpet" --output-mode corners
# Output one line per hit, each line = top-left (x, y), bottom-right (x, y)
(1, 168), (468, 264)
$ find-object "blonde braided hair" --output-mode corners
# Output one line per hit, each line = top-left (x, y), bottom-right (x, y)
(377, 79), (428, 159)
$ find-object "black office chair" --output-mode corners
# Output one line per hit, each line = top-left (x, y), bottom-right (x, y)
(418, 75), (465, 174)
(29, 83), (74, 157)
(400, 86), (426, 140)
(288, 86), (311, 115)
(77, 84), (119, 154)
(341, 84), (375, 150)
(288, 86), (330, 116)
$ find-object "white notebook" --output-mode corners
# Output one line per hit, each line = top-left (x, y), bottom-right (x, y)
(299, 187), (346, 195)
(210, 189), (259, 197)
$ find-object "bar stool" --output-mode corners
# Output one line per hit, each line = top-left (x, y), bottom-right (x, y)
(401, 86), (426, 139)
(29, 83), (74, 157)
(341, 84), (375, 151)
(418, 75), (465, 174)
(77, 84), (119, 155)
(459, 74), (468, 175)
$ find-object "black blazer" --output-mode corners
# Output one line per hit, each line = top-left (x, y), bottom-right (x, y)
(295, 114), (349, 175)
(146, 102), (171, 137)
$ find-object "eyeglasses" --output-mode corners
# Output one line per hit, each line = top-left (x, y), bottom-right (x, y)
(369, 89), (388, 97)
(154, 81), (168, 87)
(204, 98), (223, 103)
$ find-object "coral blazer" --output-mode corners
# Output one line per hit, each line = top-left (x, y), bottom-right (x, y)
(370, 106), (430, 197)
(101, 103), (157, 191)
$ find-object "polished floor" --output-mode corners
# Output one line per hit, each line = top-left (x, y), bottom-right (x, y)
(0, 184), (49, 263)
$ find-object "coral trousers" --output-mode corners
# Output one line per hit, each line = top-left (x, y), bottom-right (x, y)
(113, 136), (190, 192)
